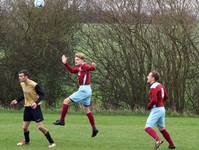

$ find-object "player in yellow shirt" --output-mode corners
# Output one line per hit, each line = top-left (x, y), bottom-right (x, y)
(10, 70), (56, 148)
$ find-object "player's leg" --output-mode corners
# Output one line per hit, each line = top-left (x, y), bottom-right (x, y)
(32, 106), (56, 148)
(17, 121), (31, 145)
(54, 88), (88, 126)
(36, 121), (56, 148)
(17, 107), (32, 146)
(158, 127), (175, 149)
(145, 108), (161, 141)
(84, 105), (98, 137)
(81, 85), (98, 137)
(157, 109), (176, 149)
(53, 97), (72, 125)
(144, 108), (163, 149)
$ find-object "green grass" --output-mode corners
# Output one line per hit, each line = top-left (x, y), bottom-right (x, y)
(0, 111), (198, 150)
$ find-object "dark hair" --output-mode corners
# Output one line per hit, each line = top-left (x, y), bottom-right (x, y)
(18, 69), (30, 77)
(151, 71), (160, 81)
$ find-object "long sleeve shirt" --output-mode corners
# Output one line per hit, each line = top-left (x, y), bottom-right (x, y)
(64, 63), (95, 85)
(17, 79), (44, 106)
(147, 82), (168, 110)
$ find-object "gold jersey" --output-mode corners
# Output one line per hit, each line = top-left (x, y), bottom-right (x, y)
(20, 79), (38, 106)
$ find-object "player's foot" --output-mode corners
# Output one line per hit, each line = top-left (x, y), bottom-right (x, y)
(92, 129), (99, 137)
(168, 145), (176, 149)
(53, 120), (65, 126)
(17, 140), (29, 146)
(48, 143), (56, 148)
(154, 140), (164, 150)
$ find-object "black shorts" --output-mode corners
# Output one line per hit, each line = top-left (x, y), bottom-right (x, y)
(23, 105), (44, 122)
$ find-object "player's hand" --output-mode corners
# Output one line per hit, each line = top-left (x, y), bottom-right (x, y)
(62, 55), (68, 64)
(10, 99), (18, 106)
(31, 102), (37, 109)
(91, 62), (96, 68)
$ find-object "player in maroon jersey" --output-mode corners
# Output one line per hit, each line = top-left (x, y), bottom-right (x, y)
(145, 71), (176, 149)
(53, 52), (98, 137)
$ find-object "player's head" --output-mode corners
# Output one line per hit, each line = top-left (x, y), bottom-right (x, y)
(75, 52), (85, 65)
(18, 69), (30, 82)
(147, 71), (160, 84)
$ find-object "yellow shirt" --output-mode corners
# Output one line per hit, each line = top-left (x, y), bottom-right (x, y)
(20, 79), (38, 106)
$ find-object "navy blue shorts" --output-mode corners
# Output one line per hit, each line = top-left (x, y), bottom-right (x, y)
(23, 105), (44, 122)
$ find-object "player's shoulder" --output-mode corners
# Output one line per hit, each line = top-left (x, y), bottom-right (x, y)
(27, 79), (38, 87)
(82, 63), (89, 66)
(150, 82), (162, 89)
(20, 82), (25, 86)
(81, 63), (90, 69)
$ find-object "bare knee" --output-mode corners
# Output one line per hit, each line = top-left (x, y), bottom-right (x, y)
(22, 127), (29, 132)
(36, 124), (48, 134)
(63, 98), (71, 105)
(22, 125), (29, 132)
(84, 106), (91, 114)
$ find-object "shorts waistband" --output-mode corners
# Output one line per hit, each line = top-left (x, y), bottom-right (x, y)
(80, 85), (91, 87)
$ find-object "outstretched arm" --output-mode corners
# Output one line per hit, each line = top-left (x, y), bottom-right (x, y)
(62, 55), (79, 73)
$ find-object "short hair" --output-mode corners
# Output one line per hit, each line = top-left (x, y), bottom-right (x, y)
(151, 71), (160, 81)
(75, 52), (86, 60)
(18, 69), (30, 77)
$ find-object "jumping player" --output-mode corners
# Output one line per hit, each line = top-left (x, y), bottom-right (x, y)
(53, 52), (99, 137)
(10, 70), (56, 148)
(144, 71), (176, 149)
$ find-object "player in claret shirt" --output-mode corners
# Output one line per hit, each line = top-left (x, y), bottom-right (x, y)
(144, 71), (176, 150)
(53, 52), (99, 137)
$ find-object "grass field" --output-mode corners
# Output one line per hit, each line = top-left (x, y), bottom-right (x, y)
(0, 111), (198, 150)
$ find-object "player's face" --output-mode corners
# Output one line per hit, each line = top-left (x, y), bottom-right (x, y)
(18, 73), (28, 82)
(147, 72), (155, 84)
(75, 57), (84, 65)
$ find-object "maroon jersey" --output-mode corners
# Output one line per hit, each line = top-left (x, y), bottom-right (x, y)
(147, 82), (168, 110)
(64, 63), (95, 85)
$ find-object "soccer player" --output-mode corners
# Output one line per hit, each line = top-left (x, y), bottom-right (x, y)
(144, 71), (176, 149)
(53, 52), (99, 137)
(10, 70), (56, 148)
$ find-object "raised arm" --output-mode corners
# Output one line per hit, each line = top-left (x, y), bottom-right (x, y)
(62, 55), (79, 73)
(64, 63), (79, 73)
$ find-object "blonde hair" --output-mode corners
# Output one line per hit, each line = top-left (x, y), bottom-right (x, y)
(75, 52), (86, 60)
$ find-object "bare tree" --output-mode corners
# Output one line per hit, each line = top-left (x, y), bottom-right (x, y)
(78, 0), (199, 113)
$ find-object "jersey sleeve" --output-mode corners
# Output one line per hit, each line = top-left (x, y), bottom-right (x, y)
(16, 96), (24, 103)
(64, 63), (79, 73)
(35, 84), (45, 104)
(82, 64), (96, 71)
(16, 87), (24, 102)
(147, 88), (158, 110)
